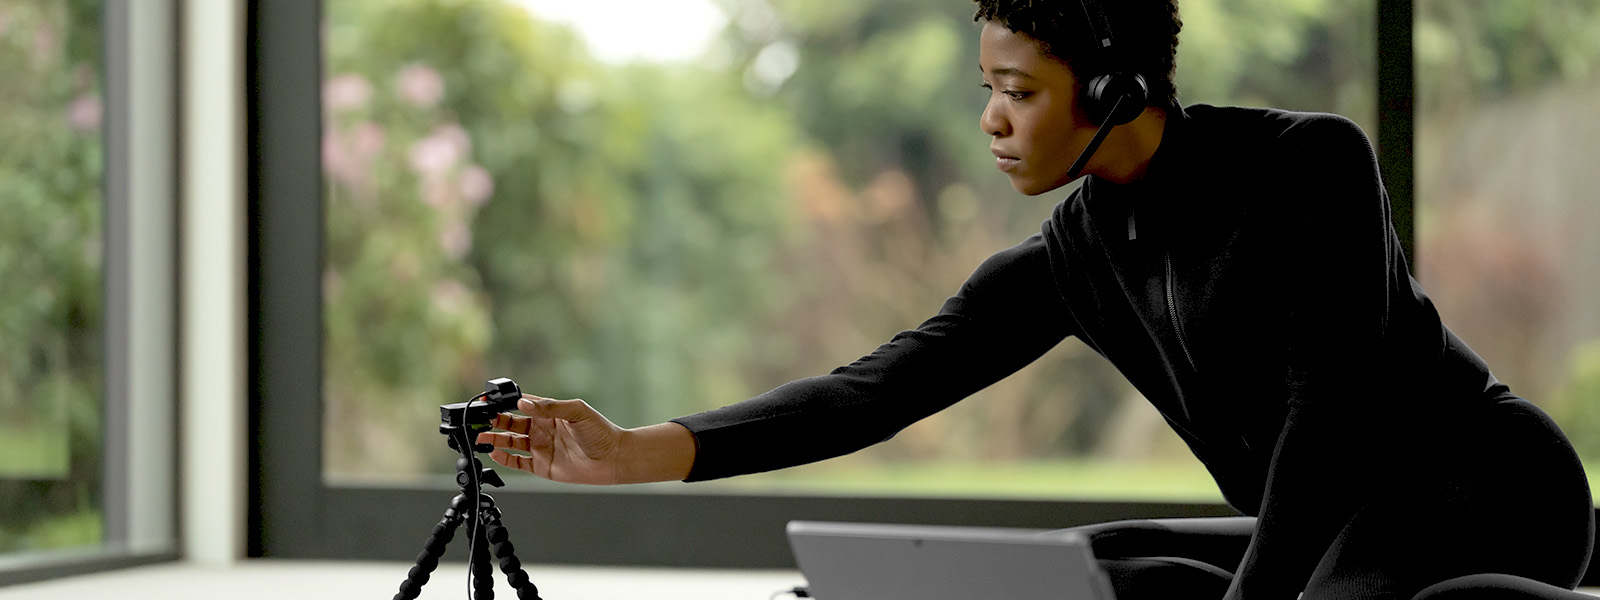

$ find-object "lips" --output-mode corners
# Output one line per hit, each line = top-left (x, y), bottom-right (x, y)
(992, 148), (1021, 173)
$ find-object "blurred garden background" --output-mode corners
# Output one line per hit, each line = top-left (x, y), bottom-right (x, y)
(317, 0), (1600, 498)
(2, 0), (1599, 557)
(0, 0), (106, 555)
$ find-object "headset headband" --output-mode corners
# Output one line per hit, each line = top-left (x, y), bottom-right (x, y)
(1076, 0), (1115, 51)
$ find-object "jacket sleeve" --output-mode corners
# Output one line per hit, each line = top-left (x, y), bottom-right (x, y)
(671, 232), (1075, 481)
(1226, 114), (1416, 599)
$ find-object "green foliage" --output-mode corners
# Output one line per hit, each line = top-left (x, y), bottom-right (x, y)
(0, 0), (106, 553)
(1411, 0), (1600, 423)
(324, 0), (807, 475)
(1555, 339), (1600, 462)
(1176, 0), (1375, 129)
(1418, 0), (1600, 117)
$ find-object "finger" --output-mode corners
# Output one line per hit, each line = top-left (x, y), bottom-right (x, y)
(490, 412), (534, 435)
(487, 394), (562, 432)
(489, 448), (547, 479)
(475, 431), (532, 453)
(518, 396), (598, 424)
(479, 421), (554, 451)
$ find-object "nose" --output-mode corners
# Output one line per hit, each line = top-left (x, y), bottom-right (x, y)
(980, 95), (1007, 137)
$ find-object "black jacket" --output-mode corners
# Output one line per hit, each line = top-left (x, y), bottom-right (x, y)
(673, 104), (1516, 594)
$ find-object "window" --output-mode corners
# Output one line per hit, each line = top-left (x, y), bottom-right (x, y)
(0, 0), (110, 560)
(319, 0), (1376, 502)
(0, 1), (177, 583)
(1414, 0), (1600, 479)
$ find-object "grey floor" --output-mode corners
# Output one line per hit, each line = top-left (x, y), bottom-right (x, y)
(0, 560), (806, 600)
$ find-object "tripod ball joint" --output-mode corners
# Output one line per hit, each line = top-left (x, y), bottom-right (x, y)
(454, 458), (479, 488)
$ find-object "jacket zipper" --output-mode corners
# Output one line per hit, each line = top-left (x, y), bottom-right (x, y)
(1164, 252), (1198, 372)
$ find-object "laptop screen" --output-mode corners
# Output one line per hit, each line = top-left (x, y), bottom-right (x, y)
(786, 521), (1115, 600)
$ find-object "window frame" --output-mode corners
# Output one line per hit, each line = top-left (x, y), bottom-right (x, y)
(253, 0), (1562, 574)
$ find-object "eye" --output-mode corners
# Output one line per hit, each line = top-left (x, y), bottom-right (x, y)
(980, 83), (1029, 101)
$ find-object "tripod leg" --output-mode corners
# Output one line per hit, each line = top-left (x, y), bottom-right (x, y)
(472, 510), (499, 600)
(394, 494), (471, 600)
(482, 508), (544, 600)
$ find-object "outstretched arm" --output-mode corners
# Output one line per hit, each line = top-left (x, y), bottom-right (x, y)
(671, 232), (1075, 481)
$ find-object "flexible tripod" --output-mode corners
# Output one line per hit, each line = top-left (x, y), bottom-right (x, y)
(395, 379), (545, 600)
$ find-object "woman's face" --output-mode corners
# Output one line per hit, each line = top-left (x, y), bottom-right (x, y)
(978, 20), (1094, 196)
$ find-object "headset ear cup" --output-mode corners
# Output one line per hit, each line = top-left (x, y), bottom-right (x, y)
(1084, 72), (1150, 127)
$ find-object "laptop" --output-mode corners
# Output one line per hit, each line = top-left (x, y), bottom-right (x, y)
(786, 521), (1116, 600)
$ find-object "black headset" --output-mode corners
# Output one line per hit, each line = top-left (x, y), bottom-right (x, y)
(1065, 0), (1151, 179)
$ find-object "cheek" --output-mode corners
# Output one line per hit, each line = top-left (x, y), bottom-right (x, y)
(1042, 102), (1083, 143)
(1048, 106), (1095, 158)
(1017, 114), (1053, 154)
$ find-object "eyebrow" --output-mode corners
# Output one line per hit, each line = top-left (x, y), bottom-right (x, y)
(979, 65), (1035, 79)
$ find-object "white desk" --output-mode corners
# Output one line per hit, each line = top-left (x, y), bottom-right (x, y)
(0, 560), (807, 600)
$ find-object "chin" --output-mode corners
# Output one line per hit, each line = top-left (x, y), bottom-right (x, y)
(1008, 176), (1041, 196)
(1013, 178), (1070, 197)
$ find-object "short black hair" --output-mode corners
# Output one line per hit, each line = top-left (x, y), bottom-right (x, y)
(973, 0), (1182, 110)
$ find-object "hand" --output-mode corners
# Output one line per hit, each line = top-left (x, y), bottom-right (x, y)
(476, 394), (625, 485)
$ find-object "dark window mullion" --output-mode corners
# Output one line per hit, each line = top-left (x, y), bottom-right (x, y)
(1376, 0), (1415, 266)
(246, 0), (327, 559)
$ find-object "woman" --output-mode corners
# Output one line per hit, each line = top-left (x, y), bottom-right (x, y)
(476, 1), (1594, 598)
